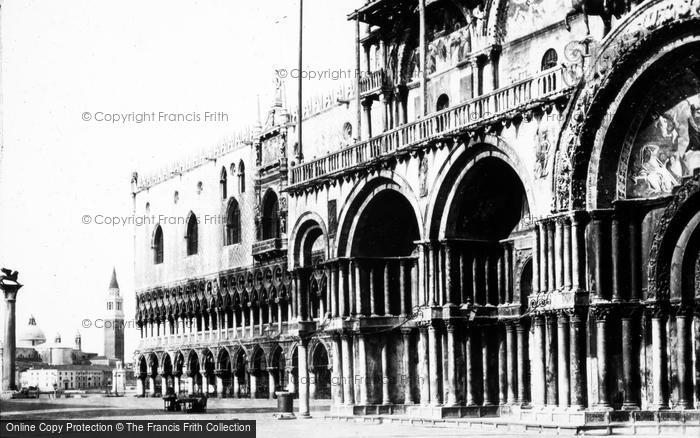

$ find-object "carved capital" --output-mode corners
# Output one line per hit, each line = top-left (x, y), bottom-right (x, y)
(590, 305), (613, 322)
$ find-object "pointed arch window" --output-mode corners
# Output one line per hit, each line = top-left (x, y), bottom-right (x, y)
(238, 160), (246, 193)
(262, 191), (280, 240)
(220, 167), (228, 200)
(186, 213), (198, 256)
(153, 225), (164, 264)
(226, 198), (241, 245)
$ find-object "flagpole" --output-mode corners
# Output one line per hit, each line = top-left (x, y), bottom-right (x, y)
(296, 0), (304, 162)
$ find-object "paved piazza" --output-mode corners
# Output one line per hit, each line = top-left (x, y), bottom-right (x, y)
(2, 396), (647, 438)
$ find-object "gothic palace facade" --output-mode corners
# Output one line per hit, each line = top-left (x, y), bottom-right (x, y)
(132, 0), (700, 428)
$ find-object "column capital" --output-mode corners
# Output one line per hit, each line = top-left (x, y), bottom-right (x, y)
(590, 305), (613, 322)
(400, 327), (414, 336)
(555, 310), (570, 324)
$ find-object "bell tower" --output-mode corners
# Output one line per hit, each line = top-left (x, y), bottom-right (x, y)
(104, 267), (124, 362)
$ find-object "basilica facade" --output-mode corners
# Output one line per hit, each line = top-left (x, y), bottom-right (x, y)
(132, 0), (700, 430)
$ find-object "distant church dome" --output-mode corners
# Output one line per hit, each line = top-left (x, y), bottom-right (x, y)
(18, 315), (46, 347)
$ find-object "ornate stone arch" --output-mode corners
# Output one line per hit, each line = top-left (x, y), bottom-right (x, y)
(334, 171), (424, 258)
(554, 0), (700, 211)
(648, 174), (700, 301)
(289, 211), (329, 269)
(425, 136), (537, 239)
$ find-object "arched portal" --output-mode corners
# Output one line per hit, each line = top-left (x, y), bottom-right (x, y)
(162, 354), (173, 395)
(173, 352), (185, 394)
(291, 215), (328, 320)
(250, 347), (268, 398)
(351, 189), (420, 257)
(430, 147), (530, 308)
(233, 349), (248, 398)
(311, 343), (331, 399)
(187, 351), (201, 395)
(147, 353), (160, 396)
(270, 346), (286, 393)
(342, 181), (421, 316)
(201, 350), (215, 396)
(217, 349), (232, 398)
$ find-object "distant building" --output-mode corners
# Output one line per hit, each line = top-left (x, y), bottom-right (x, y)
(20, 364), (113, 391)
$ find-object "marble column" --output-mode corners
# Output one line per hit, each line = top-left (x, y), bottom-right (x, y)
(516, 320), (530, 405)
(341, 335), (354, 405)
(532, 315), (546, 407)
(539, 223), (549, 293)
(446, 322), (458, 406)
(383, 261), (391, 316)
(533, 226), (541, 294)
(676, 306), (693, 409)
(621, 307), (640, 410)
(545, 314), (558, 407)
(546, 222), (556, 293)
(483, 326), (496, 405)
(233, 374), (239, 398)
(361, 99), (373, 138)
(354, 262), (362, 316)
(339, 261), (347, 317)
(332, 336), (343, 405)
(569, 310), (586, 410)
(557, 312), (570, 408)
(428, 244), (437, 306)
(428, 324), (442, 405)
(268, 370), (276, 399)
(419, 327), (430, 405)
(611, 213), (625, 302)
(563, 219), (572, 290)
(506, 323), (517, 404)
(554, 219), (564, 290)
(570, 212), (587, 292)
(594, 307), (611, 409)
(465, 327), (478, 406)
(136, 375), (145, 396)
(250, 373), (257, 399)
(369, 267), (377, 316)
(381, 342), (391, 405)
(330, 265), (337, 318)
(445, 244), (455, 306)
(401, 329), (413, 404)
(298, 339), (311, 417)
(399, 260), (408, 316)
(357, 334), (369, 405)
(1, 273), (22, 391)
(498, 325), (507, 405)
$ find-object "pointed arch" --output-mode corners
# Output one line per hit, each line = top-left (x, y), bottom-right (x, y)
(220, 166), (228, 200)
(238, 160), (246, 193)
(225, 198), (242, 245)
(152, 224), (164, 264)
(185, 211), (198, 256)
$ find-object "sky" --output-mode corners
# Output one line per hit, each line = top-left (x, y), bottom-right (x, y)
(0, 0), (362, 359)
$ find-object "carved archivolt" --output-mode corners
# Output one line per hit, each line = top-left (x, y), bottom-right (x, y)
(554, 0), (700, 211)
